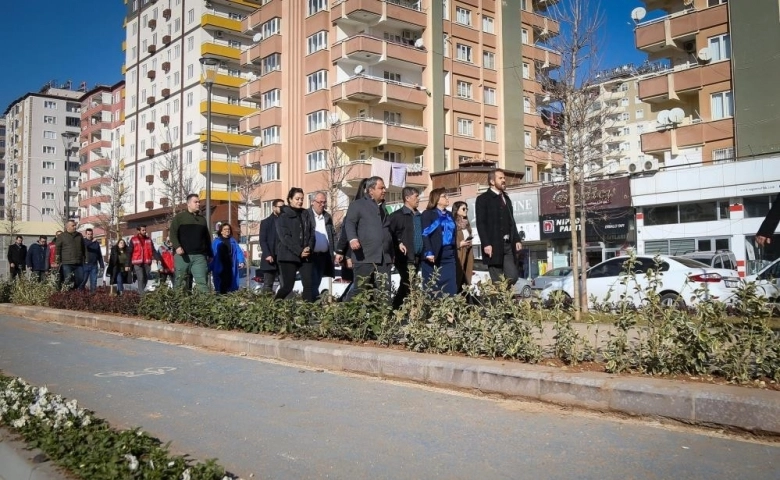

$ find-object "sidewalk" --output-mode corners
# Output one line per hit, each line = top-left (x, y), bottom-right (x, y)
(1, 304), (778, 437)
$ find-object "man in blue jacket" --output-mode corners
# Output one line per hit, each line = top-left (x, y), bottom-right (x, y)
(82, 228), (105, 293)
(26, 236), (50, 282)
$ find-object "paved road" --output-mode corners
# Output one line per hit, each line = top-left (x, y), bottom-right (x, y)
(1, 314), (778, 480)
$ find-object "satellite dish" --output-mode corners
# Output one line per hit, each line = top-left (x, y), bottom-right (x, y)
(697, 48), (712, 62)
(657, 110), (670, 126)
(414, 38), (424, 49)
(630, 7), (646, 23)
(669, 107), (685, 124)
(329, 112), (340, 125)
(252, 137), (263, 147)
(353, 65), (364, 75)
(247, 72), (257, 81)
(252, 33), (263, 43)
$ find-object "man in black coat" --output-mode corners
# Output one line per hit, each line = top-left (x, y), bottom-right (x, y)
(258, 199), (284, 294)
(26, 236), (50, 282)
(388, 186), (422, 309)
(7, 235), (27, 280)
(475, 169), (522, 285)
(756, 193), (780, 247)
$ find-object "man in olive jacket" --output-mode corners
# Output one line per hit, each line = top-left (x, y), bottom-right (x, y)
(169, 194), (212, 292)
(55, 220), (86, 290)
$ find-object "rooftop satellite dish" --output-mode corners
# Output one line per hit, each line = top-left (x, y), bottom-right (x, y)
(353, 65), (364, 75)
(697, 48), (712, 62)
(252, 33), (263, 43)
(657, 110), (671, 126)
(669, 107), (685, 124)
(252, 137), (263, 147)
(329, 112), (340, 125)
(414, 38), (424, 49)
(630, 7), (646, 23)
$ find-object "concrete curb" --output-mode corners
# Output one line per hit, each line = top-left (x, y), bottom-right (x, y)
(3, 304), (779, 435)
(0, 428), (69, 480)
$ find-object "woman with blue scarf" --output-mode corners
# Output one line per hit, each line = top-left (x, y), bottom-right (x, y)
(421, 188), (458, 296)
(211, 223), (246, 294)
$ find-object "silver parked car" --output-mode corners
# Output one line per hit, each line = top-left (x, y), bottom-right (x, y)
(531, 267), (573, 291)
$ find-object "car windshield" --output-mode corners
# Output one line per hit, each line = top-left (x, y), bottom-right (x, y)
(670, 256), (711, 268)
(684, 256), (713, 265)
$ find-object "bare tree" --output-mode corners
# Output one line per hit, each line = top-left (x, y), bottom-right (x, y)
(2, 205), (22, 238)
(536, 0), (610, 318)
(155, 128), (201, 220)
(318, 121), (359, 228)
(235, 161), (264, 287)
(93, 166), (131, 246)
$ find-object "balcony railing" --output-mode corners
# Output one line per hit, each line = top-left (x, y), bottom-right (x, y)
(332, 0), (423, 12)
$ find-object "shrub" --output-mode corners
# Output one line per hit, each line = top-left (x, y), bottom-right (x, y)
(49, 288), (140, 316)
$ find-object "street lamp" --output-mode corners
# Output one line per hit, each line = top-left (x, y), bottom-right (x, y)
(61, 131), (79, 222)
(200, 55), (220, 232)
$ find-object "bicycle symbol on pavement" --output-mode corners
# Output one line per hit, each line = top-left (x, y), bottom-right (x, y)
(95, 367), (177, 378)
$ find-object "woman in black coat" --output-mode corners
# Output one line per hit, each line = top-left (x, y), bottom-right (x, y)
(274, 187), (314, 300)
(421, 188), (458, 297)
(106, 239), (132, 295)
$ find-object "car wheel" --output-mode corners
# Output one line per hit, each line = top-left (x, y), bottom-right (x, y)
(521, 285), (532, 298)
(660, 292), (685, 309)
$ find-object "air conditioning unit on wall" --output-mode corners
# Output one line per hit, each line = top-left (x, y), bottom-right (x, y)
(644, 158), (659, 171)
(628, 161), (641, 173)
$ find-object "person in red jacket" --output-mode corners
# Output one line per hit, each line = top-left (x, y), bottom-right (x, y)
(126, 225), (160, 295)
(48, 230), (62, 286)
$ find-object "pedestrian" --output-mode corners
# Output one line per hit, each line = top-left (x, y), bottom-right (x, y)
(304, 192), (335, 302)
(452, 201), (474, 293)
(169, 194), (212, 292)
(158, 240), (175, 288)
(274, 187), (313, 300)
(343, 176), (394, 300)
(81, 228), (106, 293)
(49, 230), (63, 288)
(211, 223), (246, 294)
(756, 193), (780, 247)
(388, 186), (423, 309)
(334, 179), (369, 302)
(25, 236), (50, 282)
(7, 235), (27, 280)
(258, 199), (284, 294)
(54, 220), (86, 290)
(475, 169), (522, 286)
(127, 225), (160, 295)
(421, 188), (458, 297)
(107, 239), (132, 295)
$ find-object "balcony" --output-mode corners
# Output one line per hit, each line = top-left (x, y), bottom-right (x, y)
(79, 158), (111, 174)
(79, 177), (110, 190)
(163, 8), (171, 19)
(244, 144), (282, 166)
(199, 100), (256, 118)
(240, 34), (283, 67)
(207, 73), (245, 89)
(638, 60), (731, 103)
(240, 107), (281, 132)
(243, 0), (282, 33)
(163, 35), (171, 45)
(147, 44), (156, 54)
(199, 188), (242, 202)
(331, 34), (427, 67)
(200, 42), (241, 61)
(523, 10), (560, 39)
(336, 119), (427, 148)
(523, 44), (561, 69)
(635, 4), (728, 54)
(199, 159), (246, 177)
(200, 131), (257, 148)
(79, 195), (110, 208)
(332, 75), (429, 109)
(201, 13), (242, 32)
(331, 0), (426, 29)
(641, 117), (734, 154)
(162, 61), (171, 72)
(533, 0), (560, 12)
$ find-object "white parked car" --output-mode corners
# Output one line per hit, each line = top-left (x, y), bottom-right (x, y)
(541, 255), (741, 308)
(744, 257), (780, 302)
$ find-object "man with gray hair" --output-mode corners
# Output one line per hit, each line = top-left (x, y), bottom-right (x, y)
(388, 186), (422, 309)
(303, 191), (335, 302)
(344, 176), (394, 299)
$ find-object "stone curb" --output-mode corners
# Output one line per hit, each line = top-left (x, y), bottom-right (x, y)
(0, 428), (69, 480)
(2, 305), (779, 435)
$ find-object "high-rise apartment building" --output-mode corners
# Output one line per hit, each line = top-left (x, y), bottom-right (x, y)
(238, 0), (561, 215)
(122, 0), (260, 236)
(0, 118), (6, 219)
(77, 82), (125, 236)
(2, 84), (85, 224)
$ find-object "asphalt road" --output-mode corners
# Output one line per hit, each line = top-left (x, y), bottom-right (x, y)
(1, 314), (778, 480)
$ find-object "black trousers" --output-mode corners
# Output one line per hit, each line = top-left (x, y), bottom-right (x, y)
(393, 257), (418, 309)
(487, 242), (519, 286)
(9, 266), (24, 280)
(262, 271), (279, 294)
(275, 261), (307, 300)
(346, 262), (392, 302)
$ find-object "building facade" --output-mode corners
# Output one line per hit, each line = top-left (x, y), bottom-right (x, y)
(0, 118), (6, 219)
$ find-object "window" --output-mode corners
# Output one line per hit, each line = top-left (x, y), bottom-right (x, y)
(42, 207), (55, 216)
(443, 71), (451, 95)
(186, 92), (193, 106)
(524, 131), (532, 147)
(174, 45), (180, 58)
(174, 18), (180, 32)
(44, 101), (57, 109)
(483, 51), (496, 69)
(680, 201), (718, 223)
(711, 91), (733, 119)
(443, 0), (449, 19)
(637, 123), (645, 134)
(482, 16), (494, 34)
(187, 64), (194, 79)
(307, 110), (328, 132)
(523, 62), (530, 79)
(186, 121), (192, 135)
(708, 0), (727, 5)
(457, 118), (473, 136)
(42, 177), (55, 185)
(525, 166), (532, 182)
(636, 109), (644, 119)
(485, 123), (497, 142)
(383, 71), (401, 83)
(42, 161), (56, 169)
(187, 9), (194, 23)
(261, 17), (280, 38)
(262, 89), (281, 109)
(186, 150), (193, 164)
(43, 130), (56, 139)
(456, 80), (472, 99)
(306, 70), (328, 93)
(456, 44), (472, 63)
(43, 115), (56, 124)
(484, 87), (497, 105)
(66, 117), (80, 127)
(228, 39), (242, 48)
(709, 34), (731, 61)
(621, 98), (629, 107)
(308, 0), (326, 16)
(622, 127), (630, 136)
(187, 36), (194, 51)
(261, 126), (280, 145)
(173, 99), (180, 112)
(744, 195), (772, 219)
(522, 29), (529, 44)
(456, 7), (471, 26)
(261, 53), (281, 75)
(384, 151), (401, 162)
(384, 111), (402, 125)
(307, 30), (327, 54)
(307, 150), (327, 171)
(262, 163), (280, 181)
(41, 192), (55, 200)
(523, 97), (531, 113)
(42, 146), (56, 154)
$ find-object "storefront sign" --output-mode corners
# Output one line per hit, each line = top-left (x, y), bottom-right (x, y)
(736, 182), (780, 196)
(539, 208), (632, 241)
(466, 190), (540, 231)
(539, 177), (631, 215)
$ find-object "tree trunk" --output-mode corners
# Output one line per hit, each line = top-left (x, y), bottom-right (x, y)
(578, 175), (589, 313)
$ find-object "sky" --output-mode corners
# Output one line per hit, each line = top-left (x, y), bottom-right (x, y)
(0, 0), (650, 113)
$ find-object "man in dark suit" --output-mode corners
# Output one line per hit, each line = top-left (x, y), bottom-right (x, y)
(7, 235), (27, 280)
(756, 193), (780, 247)
(303, 191), (335, 302)
(344, 176), (394, 300)
(258, 199), (284, 294)
(475, 169), (522, 285)
(388, 186), (422, 309)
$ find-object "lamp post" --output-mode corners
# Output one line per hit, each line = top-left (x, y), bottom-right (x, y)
(61, 131), (79, 222)
(200, 55), (220, 232)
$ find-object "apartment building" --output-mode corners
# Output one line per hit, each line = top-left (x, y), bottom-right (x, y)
(0, 118), (6, 219)
(77, 82), (125, 238)
(122, 0), (260, 239)
(2, 83), (84, 224)
(238, 0), (561, 217)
